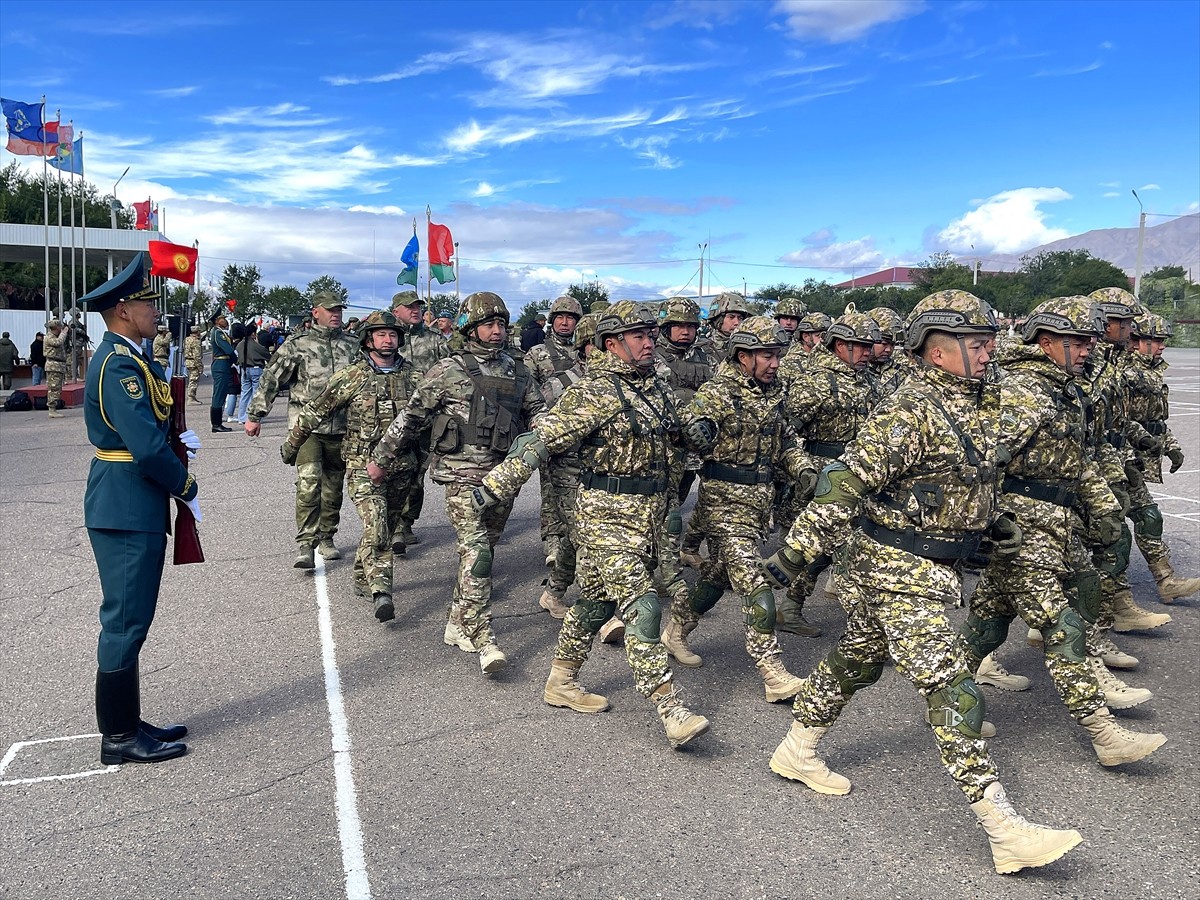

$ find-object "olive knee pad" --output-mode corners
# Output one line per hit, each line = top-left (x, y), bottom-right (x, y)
(1040, 607), (1087, 664)
(744, 587), (777, 635)
(1063, 569), (1101, 624)
(689, 580), (723, 616)
(1129, 505), (1164, 540)
(826, 648), (883, 698)
(574, 598), (617, 634)
(470, 545), (493, 577)
(630, 591), (663, 643)
(926, 673), (986, 739)
(960, 611), (1012, 661)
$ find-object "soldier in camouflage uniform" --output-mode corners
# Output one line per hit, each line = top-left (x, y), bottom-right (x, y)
(391, 290), (452, 549)
(371, 292), (545, 676)
(761, 290), (1083, 875)
(526, 296), (584, 569)
(184, 326), (204, 403)
(695, 291), (750, 366)
(773, 296), (807, 343)
(663, 317), (814, 703)
(152, 325), (171, 368)
(654, 297), (714, 506)
(866, 306), (910, 397)
(962, 296), (1166, 766)
(246, 292), (361, 569)
(43, 318), (68, 417)
(284, 311), (419, 623)
(471, 301), (711, 749)
(777, 310), (831, 388)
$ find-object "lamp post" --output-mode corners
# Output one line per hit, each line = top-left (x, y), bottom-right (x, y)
(1132, 190), (1146, 297)
(108, 166), (130, 278)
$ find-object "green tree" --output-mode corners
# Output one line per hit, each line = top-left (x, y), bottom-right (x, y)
(909, 252), (975, 297)
(263, 284), (307, 320)
(1018, 250), (1129, 303)
(841, 285), (919, 316)
(217, 264), (265, 320)
(517, 299), (552, 327)
(303, 275), (348, 305)
(1146, 265), (1186, 281)
(566, 280), (609, 313)
(756, 283), (803, 305)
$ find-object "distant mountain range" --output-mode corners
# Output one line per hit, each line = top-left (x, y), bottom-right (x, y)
(964, 214), (1200, 277)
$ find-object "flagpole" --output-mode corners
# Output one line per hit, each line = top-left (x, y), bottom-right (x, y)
(56, 114), (66, 325)
(425, 205), (432, 304)
(79, 133), (87, 297)
(454, 242), (460, 300)
(67, 123), (77, 311)
(41, 97), (50, 319)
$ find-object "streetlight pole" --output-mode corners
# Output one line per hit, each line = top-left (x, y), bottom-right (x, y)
(1132, 189), (1146, 297)
(698, 243), (707, 299)
(109, 166), (130, 278)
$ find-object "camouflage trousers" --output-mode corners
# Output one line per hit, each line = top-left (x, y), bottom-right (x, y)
(791, 555), (999, 803)
(556, 542), (671, 699)
(295, 433), (346, 547)
(444, 482), (516, 650)
(398, 427), (432, 533)
(543, 468), (580, 597)
(1128, 478), (1169, 567)
(345, 456), (413, 598)
(45, 367), (64, 411)
(186, 367), (202, 401)
(969, 561), (1105, 720)
(538, 462), (570, 549)
(688, 530), (783, 663)
(1066, 535), (1118, 656)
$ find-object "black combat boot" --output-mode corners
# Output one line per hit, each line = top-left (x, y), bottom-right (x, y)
(96, 666), (187, 765)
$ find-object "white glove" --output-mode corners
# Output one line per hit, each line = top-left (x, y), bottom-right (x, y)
(177, 496), (203, 523)
(178, 428), (202, 452)
(186, 450), (197, 461)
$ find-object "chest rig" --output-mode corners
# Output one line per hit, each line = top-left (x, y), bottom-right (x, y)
(343, 365), (412, 458)
(432, 353), (530, 454)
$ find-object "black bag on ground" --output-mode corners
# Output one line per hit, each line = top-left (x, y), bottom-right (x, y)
(4, 390), (33, 411)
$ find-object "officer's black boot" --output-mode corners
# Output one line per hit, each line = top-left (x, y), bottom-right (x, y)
(210, 407), (231, 433)
(96, 666), (187, 765)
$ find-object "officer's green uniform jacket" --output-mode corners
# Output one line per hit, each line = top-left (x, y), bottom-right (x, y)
(84, 331), (197, 533)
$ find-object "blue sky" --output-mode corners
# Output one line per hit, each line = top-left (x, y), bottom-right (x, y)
(2, 0), (1198, 314)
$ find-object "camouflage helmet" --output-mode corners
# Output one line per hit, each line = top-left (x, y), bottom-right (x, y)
(709, 291), (751, 318)
(589, 299), (611, 313)
(795, 311), (832, 333)
(1132, 311), (1173, 340)
(575, 312), (601, 351)
(659, 296), (702, 327)
(867, 306), (907, 343)
(594, 300), (658, 348)
(456, 291), (509, 335)
(358, 309), (404, 348)
(824, 303), (882, 348)
(548, 295), (584, 324)
(904, 290), (998, 351)
(773, 297), (807, 319)
(727, 315), (789, 359)
(1022, 296), (1106, 343)
(1088, 287), (1140, 320)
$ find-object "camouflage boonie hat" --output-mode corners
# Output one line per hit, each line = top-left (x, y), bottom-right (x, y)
(1022, 296), (1105, 343)
(1133, 311), (1173, 340)
(795, 311), (832, 333)
(46, 317), (63, 329)
(457, 291), (509, 334)
(390, 290), (423, 308)
(594, 300), (658, 348)
(905, 290), (998, 351)
(867, 306), (907, 343)
(824, 303), (882, 348)
(312, 291), (347, 310)
(710, 291), (751, 318)
(659, 297), (701, 327)
(1088, 287), (1139, 320)
(548, 296), (583, 323)
(773, 297), (807, 319)
(575, 312), (601, 351)
(727, 315), (789, 359)
(358, 309), (404, 347)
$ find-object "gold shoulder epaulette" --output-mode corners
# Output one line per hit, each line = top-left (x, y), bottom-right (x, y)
(111, 343), (132, 357)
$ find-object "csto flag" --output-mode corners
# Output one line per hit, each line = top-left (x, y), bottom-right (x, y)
(132, 199), (152, 230)
(428, 221), (455, 284)
(2, 97), (49, 156)
(149, 240), (198, 284)
(397, 233), (419, 286)
(48, 135), (84, 174)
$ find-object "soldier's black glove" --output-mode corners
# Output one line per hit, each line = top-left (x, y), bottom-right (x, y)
(280, 441), (299, 466)
(1136, 432), (1163, 454)
(469, 484), (499, 515)
(1109, 481), (1131, 517)
(1094, 512), (1123, 548)
(682, 418), (717, 453)
(762, 545), (809, 590)
(793, 468), (818, 505)
(990, 514), (1023, 563)
(1122, 458), (1145, 490)
(1167, 448), (1185, 474)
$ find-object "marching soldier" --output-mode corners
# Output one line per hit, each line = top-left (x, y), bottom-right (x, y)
(866, 306), (910, 397)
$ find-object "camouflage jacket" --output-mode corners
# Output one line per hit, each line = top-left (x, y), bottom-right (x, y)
(776, 341), (814, 391)
(1081, 342), (1134, 485)
(402, 323), (451, 380)
(695, 328), (733, 368)
(286, 357), (419, 463)
(654, 336), (713, 407)
(152, 333), (171, 365)
(525, 332), (576, 390)
(184, 335), (203, 367)
(868, 350), (912, 399)
(786, 346), (875, 465)
(1123, 351), (1180, 483)
(247, 324), (361, 432)
(43, 329), (67, 373)
(372, 342), (545, 486)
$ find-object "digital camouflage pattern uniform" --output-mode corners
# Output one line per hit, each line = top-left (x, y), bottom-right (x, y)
(248, 317), (361, 549)
(866, 306), (911, 398)
(43, 320), (67, 415)
(695, 291), (750, 368)
(372, 293), (545, 656)
(777, 311), (832, 391)
(152, 329), (171, 368)
(284, 314), (419, 611)
(184, 330), (203, 402)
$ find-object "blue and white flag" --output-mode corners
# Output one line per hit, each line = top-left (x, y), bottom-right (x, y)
(49, 135), (84, 174)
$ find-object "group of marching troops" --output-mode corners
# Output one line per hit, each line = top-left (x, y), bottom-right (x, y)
(244, 282), (1194, 876)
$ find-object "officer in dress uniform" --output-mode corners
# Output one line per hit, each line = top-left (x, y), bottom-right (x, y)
(80, 253), (203, 765)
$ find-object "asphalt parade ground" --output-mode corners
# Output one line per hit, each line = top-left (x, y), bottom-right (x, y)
(1, 348), (1198, 900)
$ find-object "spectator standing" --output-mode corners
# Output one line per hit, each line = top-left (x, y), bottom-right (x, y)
(236, 322), (271, 424)
(520, 314), (547, 352)
(208, 312), (235, 432)
(29, 332), (46, 385)
(0, 331), (18, 390)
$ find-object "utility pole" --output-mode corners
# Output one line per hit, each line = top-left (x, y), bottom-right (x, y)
(698, 243), (707, 299)
(108, 166), (129, 279)
(1132, 190), (1147, 297)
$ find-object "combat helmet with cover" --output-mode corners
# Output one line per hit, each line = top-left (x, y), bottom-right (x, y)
(1022, 296), (1105, 343)
(727, 315), (789, 360)
(1088, 287), (1140, 320)
(773, 297), (807, 320)
(867, 306), (907, 344)
(710, 291), (751, 319)
(594, 300), (658, 349)
(904, 290), (998, 352)
(548, 295), (584, 325)
(824, 302), (882, 348)
(659, 296), (702, 327)
(575, 312), (601, 352)
(456, 291), (509, 335)
(1132, 310), (1172, 340)
(358, 309), (405, 348)
(795, 311), (832, 334)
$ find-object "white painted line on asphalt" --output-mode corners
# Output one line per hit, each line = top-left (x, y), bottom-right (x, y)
(313, 555), (371, 900)
(0, 734), (118, 786)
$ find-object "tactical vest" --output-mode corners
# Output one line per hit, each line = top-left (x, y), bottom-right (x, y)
(342, 364), (413, 459)
(431, 353), (530, 454)
(580, 375), (677, 488)
(543, 335), (575, 374)
(710, 384), (783, 474)
(1008, 378), (1088, 484)
(656, 345), (711, 405)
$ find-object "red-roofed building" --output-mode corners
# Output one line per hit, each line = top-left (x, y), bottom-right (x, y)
(832, 267), (919, 289)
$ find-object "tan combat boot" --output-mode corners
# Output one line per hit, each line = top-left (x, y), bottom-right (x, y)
(479, 642), (507, 675)
(970, 782), (1083, 874)
(598, 617), (625, 643)
(769, 721), (851, 795)
(1111, 587), (1172, 632)
(976, 653), (1030, 692)
(757, 656), (805, 703)
(1093, 633), (1138, 670)
(48, 409), (65, 418)
(316, 538), (341, 560)
(443, 620), (475, 652)
(661, 616), (702, 667)
(1089, 656), (1152, 709)
(538, 587), (570, 619)
(1079, 706), (1167, 766)
(650, 683), (710, 749)
(1148, 557), (1200, 603)
(543, 659), (610, 713)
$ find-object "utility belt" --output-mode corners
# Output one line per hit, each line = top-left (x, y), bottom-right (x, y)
(95, 449), (135, 462)
(806, 439), (845, 459)
(1140, 420), (1167, 436)
(700, 460), (773, 485)
(858, 517), (985, 562)
(580, 470), (666, 496)
(1105, 429), (1126, 449)
(1002, 475), (1078, 508)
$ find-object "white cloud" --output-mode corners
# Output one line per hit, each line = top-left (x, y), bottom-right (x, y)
(1032, 60), (1102, 77)
(779, 232), (886, 270)
(473, 182), (496, 198)
(1099, 181), (1120, 188)
(773, 0), (924, 42)
(147, 86), (198, 99)
(937, 187), (1071, 254)
(1103, 191), (1120, 198)
(917, 73), (981, 87)
(1137, 183), (1161, 191)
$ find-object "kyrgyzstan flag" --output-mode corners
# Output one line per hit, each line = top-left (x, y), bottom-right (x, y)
(132, 200), (152, 230)
(428, 221), (455, 284)
(149, 240), (199, 284)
